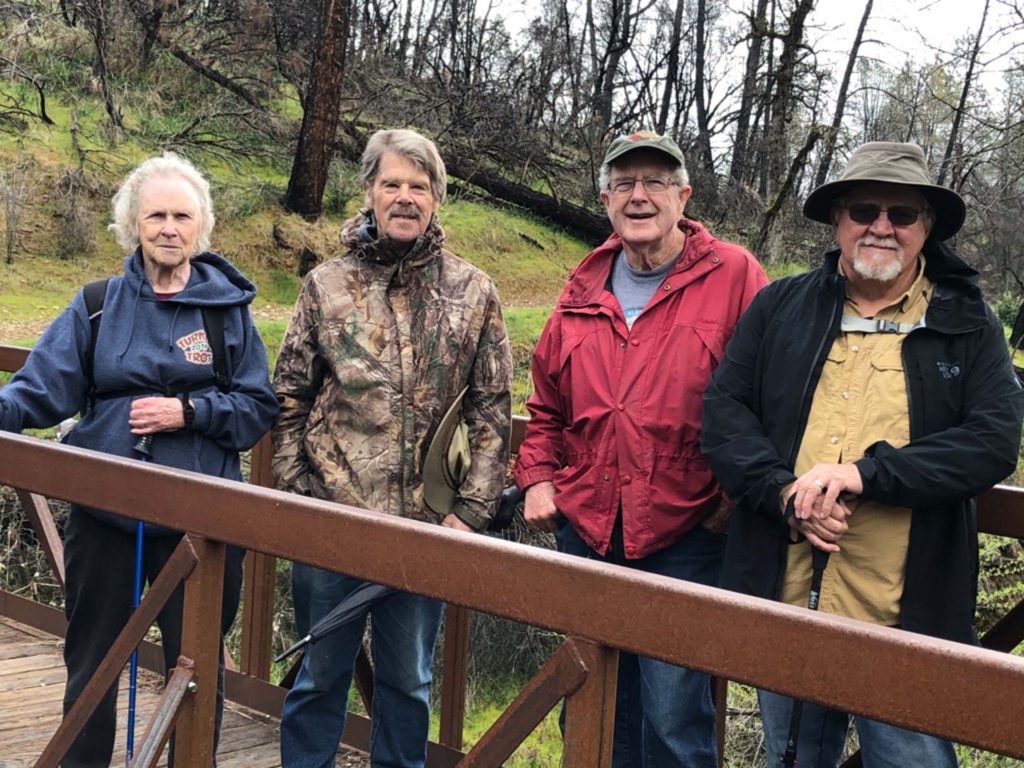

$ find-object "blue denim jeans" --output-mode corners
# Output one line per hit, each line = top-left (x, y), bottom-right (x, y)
(556, 517), (724, 768)
(758, 688), (959, 768)
(280, 563), (445, 768)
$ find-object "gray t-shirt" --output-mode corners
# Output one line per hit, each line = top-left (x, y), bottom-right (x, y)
(611, 250), (676, 329)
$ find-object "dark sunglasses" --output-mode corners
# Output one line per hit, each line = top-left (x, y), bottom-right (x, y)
(843, 202), (925, 227)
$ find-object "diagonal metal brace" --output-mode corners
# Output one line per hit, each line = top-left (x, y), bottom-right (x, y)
(458, 637), (590, 766)
(129, 657), (196, 768)
(35, 536), (199, 768)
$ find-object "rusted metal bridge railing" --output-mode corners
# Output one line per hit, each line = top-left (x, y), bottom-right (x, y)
(1, 343), (1024, 766)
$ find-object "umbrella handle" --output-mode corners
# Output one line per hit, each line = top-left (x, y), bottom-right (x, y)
(274, 634), (314, 663)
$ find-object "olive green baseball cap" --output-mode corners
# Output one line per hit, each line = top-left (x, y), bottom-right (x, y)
(804, 142), (966, 240)
(604, 131), (685, 167)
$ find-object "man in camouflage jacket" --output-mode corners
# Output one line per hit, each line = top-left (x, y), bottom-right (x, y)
(273, 129), (512, 768)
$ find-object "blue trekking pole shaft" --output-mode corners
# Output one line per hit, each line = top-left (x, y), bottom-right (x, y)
(126, 434), (153, 764)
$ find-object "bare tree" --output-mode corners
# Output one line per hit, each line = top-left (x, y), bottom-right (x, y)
(692, 0), (714, 171)
(60, 0), (123, 130)
(938, 0), (991, 185)
(655, 0), (685, 134)
(729, 0), (770, 182)
(814, 0), (873, 187)
(0, 160), (30, 265)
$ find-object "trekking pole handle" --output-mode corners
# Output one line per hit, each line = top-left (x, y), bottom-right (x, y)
(133, 434), (154, 459)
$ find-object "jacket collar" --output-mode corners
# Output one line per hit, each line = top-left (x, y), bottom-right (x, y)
(560, 219), (718, 307)
(339, 210), (445, 273)
(819, 238), (986, 333)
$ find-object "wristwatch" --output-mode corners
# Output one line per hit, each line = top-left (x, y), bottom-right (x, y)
(179, 393), (195, 430)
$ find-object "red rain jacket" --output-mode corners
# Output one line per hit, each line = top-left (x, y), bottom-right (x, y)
(515, 219), (767, 558)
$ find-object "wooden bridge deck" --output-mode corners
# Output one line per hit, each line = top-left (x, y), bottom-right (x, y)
(0, 616), (368, 767)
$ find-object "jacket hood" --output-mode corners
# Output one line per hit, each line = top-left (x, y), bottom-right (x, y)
(561, 218), (716, 306)
(819, 237), (979, 290)
(338, 210), (446, 269)
(123, 249), (257, 308)
(815, 238), (986, 333)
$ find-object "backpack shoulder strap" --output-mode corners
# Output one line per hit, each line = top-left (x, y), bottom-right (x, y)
(82, 278), (110, 410)
(201, 307), (229, 391)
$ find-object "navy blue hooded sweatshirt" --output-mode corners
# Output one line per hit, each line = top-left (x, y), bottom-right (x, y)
(0, 250), (279, 534)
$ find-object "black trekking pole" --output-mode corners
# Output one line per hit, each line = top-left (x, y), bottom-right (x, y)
(126, 434), (153, 764)
(780, 545), (831, 767)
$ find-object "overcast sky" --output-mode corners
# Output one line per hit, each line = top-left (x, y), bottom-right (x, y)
(791, 0), (1020, 91)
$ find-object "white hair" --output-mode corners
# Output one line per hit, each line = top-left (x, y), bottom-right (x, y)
(109, 152), (215, 254)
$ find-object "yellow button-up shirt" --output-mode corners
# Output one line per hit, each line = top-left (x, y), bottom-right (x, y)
(780, 256), (932, 625)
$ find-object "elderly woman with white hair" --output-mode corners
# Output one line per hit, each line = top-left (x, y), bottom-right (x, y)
(0, 152), (278, 766)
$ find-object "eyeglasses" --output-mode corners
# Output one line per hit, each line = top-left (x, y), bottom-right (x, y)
(608, 175), (678, 195)
(842, 202), (926, 227)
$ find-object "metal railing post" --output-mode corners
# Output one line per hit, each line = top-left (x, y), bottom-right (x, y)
(562, 638), (617, 768)
(172, 534), (226, 767)
(239, 435), (276, 680)
(439, 604), (470, 749)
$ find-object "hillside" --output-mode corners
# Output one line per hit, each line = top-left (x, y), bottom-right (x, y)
(0, 104), (591, 311)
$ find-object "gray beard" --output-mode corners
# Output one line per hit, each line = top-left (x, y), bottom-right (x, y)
(853, 251), (903, 282)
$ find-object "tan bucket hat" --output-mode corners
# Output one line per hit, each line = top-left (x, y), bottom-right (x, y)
(423, 388), (471, 517)
(803, 142), (966, 241)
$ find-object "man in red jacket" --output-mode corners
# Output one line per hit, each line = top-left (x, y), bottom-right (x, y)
(515, 131), (767, 767)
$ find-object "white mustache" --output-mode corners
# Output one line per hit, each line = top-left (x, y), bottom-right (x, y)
(857, 237), (898, 250)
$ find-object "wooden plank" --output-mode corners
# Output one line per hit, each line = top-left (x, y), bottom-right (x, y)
(0, 653), (66, 676)
(0, 639), (61, 660)
(0, 617), (372, 767)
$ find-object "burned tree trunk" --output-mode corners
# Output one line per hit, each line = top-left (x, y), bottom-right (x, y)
(283, 0), (354, 218)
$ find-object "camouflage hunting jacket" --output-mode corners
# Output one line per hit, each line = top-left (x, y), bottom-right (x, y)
(271, 212), (512, 530)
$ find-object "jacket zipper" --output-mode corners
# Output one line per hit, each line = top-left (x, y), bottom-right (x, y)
(786, 278), (845, 465)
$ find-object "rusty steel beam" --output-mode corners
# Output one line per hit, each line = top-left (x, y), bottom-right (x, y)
(712, 677), (727, 768)
(173, 536), (225, 768)
(439, 604), (470, 750)
(460, 638), (589, 766)
(239, 550), (276, 679)
(0, 344), (29, 372)
(353, 644), (374, 711)
(0, 591), (167, 675)
(510, 415), (527, 454)
(35, 537), (198, 768)
(562, 638), (617, 767)
(15, 489), (65, 588)
(130, 658), (195, 768)
(981, 599), (1024, 653)
(0, 588), (68, 639)
(978, 485), (1024, 537)
(239, 434), (276, 680)
(5, 433), (1024, 757)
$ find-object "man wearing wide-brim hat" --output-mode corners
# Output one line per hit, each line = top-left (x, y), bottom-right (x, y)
(701, 142), (1023, 767)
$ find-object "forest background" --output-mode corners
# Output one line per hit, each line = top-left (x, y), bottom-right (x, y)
(1, 0), (1024, 765)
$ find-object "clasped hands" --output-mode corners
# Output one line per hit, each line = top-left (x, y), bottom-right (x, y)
(782, 463), (864, 553)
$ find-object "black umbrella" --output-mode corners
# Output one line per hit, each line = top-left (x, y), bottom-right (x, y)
(275, 580), (396, 663)
(780, 544), (832, 767)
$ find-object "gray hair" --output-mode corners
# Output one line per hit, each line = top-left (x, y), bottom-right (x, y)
(361, 129), (447, 204)
(599, 154), (689, 192)
(109, 152), (215, 255)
